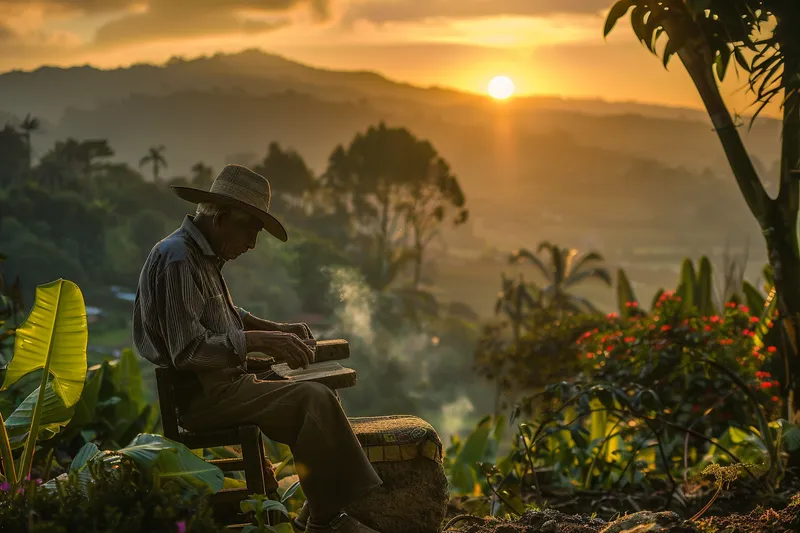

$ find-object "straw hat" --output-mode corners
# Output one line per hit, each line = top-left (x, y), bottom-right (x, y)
(170, 164), (288, 242)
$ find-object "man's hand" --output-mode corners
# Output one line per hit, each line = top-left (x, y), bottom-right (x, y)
(245, 331), (315, 369)
(241, 314), (315, 341)
(278, 322), (315, 341)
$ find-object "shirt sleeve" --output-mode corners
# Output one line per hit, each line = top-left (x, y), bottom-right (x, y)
(157, 261), (247, 372)
(235, 306), (251, 321)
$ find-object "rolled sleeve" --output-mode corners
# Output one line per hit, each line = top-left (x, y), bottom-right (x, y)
(158, 262), (242, 371)
(235, 306), (251, 321)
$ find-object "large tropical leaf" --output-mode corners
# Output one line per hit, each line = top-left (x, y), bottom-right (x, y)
(4, 381), (75, 449)
(1, 279), (88, 408)
(695, 256), (716, 316)
(509, 248), (551, 282)
(78, 433), (224, 494)
(675, 259), (697, 314)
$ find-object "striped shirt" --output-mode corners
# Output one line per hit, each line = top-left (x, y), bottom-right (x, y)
(132, 215), (251, 388)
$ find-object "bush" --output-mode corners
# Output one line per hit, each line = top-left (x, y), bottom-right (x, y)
(0, 468), (223, 533)
(576, 291), (780, 430)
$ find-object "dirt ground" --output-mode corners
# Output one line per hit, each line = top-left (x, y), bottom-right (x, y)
(444, 494), (800, 533)
(444, 499), (800, 533)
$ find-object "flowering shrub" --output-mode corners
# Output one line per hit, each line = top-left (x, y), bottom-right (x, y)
(575, 292), (781, 429)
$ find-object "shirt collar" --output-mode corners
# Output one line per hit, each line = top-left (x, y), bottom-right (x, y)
(181, 215), (217, 257)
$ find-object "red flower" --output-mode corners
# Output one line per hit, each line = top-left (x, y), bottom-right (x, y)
(750, 316), (760, 323)
(605, 345), (614, 352)
(726, 302), (737, 309)
(710, 316), (720, 323)
(761, 382), (772, 389)
(606, 312), (618, 319)
(661, 325), (672, 332)
(767, 346), (777, 353)
(772, 396), (779, 402)
(704, 325), (712, 332)
(739, 305), (750, 313)
(624, 336), (636, 343)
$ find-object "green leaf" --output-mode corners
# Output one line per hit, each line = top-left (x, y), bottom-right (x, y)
(112, 348), (144, 409)
(604, 0), (634, 37)
(742, 281), (765, 314)
(695, 256), (715, 315)
(241, 498), (289, 517)
(650, 289), (665, 311)
(753, 287), (778, 350)
(450, 416), (492, 493)
(2, 279), (88, 408)
(70, 442), (100, 472)
(103, 433), (224, 494)
(675, 259), (697, 313)
(4, 381), (75, 449)
(65, 361), (105, 430)
(616, 268), (637, 318)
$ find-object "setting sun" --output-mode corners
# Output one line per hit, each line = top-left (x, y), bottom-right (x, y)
(488, 75), (515, 100)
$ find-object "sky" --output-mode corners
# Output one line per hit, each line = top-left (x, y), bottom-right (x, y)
(0, 0), (772, 115)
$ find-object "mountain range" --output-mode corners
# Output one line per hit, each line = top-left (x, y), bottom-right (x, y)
(0, 49), (780, 309)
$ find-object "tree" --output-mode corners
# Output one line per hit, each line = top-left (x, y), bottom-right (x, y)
(603, 1), (800, 424)
(19, 113), (41, 174)
(253, 142), (316, 213)
(139, 145), (167, 181)
(0, 126), (27, 187)
(401, 156), (468, 288)
(33, 138), (114, 190)
(190, 161), (214, 190)
(320, 123), (465, 291)
(509, 242), (612, 314)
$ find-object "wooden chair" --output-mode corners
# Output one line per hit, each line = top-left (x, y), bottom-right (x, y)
(153, 339), (356, 520)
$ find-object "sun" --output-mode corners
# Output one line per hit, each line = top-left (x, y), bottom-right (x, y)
(488, 75), (515, 100)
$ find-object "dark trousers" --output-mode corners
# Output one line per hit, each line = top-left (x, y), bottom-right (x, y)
(180, 371), (383, 520)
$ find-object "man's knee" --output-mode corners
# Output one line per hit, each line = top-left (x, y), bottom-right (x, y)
(296, 381), (338, 405)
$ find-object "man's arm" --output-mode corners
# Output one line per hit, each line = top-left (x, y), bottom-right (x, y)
(158, 262), (247, 372)
(237, 309), (284, 332)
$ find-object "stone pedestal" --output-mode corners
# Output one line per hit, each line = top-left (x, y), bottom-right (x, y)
(345, 415), (449, 533)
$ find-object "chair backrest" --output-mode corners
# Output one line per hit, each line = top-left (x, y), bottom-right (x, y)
(154, 366), (181, 442)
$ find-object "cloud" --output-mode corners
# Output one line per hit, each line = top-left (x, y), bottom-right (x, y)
(342, 0), (611, 25)
(0, 22), (14, 42)
(0, 1), (330, 48)
(90, 0), (330, 44)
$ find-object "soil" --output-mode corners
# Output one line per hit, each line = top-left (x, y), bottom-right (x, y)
(444, 500), (800, 533)
(444, 488), (800, 533)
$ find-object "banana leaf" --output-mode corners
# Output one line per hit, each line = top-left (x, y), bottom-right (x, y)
(4, 381), (75, 449)
(1, 279), (88, 408)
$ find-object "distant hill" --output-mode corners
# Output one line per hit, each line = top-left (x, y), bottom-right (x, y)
(0, 49), (777, 300)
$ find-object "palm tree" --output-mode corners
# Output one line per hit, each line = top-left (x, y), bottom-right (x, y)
(19, 113), (41, 175)
(139, 145), (167, 181)
(509, 241), (611, 314)
(492, 272), (541, 416)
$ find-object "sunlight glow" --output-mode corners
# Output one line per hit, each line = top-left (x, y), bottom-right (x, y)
(488, 75), (515, 100)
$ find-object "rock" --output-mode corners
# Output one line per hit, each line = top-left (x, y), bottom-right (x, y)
(599, 511), (683, 533)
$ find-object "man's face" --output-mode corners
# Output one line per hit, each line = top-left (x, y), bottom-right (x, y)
(216, 209), (263, 261)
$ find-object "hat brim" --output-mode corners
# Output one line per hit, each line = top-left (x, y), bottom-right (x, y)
(170, 185), (288, 242)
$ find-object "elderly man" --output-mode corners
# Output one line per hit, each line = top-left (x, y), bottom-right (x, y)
(133, 164), (383, 533)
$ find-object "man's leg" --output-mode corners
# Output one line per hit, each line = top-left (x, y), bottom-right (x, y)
(181, 374), (382, 523)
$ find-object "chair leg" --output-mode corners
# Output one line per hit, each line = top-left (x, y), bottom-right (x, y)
(239, 425), (266, 495)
